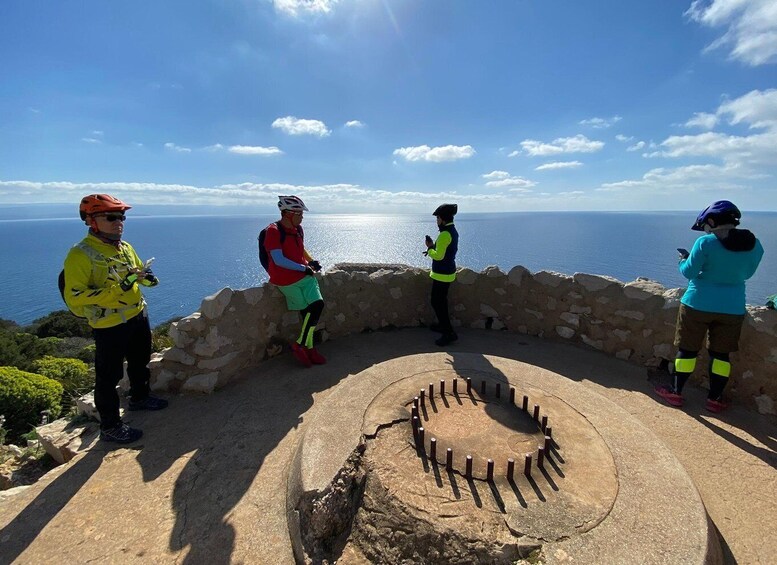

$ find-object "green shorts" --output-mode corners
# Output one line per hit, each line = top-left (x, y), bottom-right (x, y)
(674, 304), (745, 353)
(277, 276), (323, 311)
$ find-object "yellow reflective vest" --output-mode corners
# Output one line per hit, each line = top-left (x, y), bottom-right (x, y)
(63, 233), (157, 329)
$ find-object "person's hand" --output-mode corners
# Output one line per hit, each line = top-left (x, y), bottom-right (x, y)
(304, 265), (316, 276)
(138, 269), (158, 284)
(119, 273), (139, 291)
(308, 260), (322, 272)
(425, 235), (434, 249)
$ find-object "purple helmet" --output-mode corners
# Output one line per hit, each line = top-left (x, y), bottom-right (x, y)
(692, 200), (741, 231)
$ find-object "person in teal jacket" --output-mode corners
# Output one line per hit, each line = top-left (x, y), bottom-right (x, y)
(656, 201), (764, 413)
(425, 203), (459, 346)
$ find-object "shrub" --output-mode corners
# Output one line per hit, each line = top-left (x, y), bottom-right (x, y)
(54, 336), (94, 360)
(31, 356), (92, 398)
(0, 366), (63, 441)
(29, 310), (92, 339)
(0, 332), (60, 372)
(77, 343), (96, 364)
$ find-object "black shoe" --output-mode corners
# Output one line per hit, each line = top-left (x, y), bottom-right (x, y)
(435, 332), (458, 347)
(429, 324), (444, 333)
(128, 395), (169, 411)
(100, 422), (143, 444)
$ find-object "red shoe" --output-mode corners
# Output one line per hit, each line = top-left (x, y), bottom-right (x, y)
(291, 342), (312, 368)
(705, 399), (728, 413)
(655, 385), (684, 407)
(307, 347), (327, 365)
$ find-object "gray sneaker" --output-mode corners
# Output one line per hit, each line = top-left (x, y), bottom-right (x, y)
(100, 422), (143, 444)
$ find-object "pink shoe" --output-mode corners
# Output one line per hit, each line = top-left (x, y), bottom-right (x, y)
(655, 385), (684, 407)
(306, 347), (327, 365)
(291, 342), (312, 368)
(705, 399), (728, 413)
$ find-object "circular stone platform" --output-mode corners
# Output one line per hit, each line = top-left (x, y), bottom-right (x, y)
(287, 353), (722, 564)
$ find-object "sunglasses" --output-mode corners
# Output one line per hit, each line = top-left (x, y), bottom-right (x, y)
(100, 214), (126, 222)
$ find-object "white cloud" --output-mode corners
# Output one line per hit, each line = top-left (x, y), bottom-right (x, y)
(484, 175), (536, 190)
(686, 0), (777, 66)
(273, 0), (338, 17)
(272, 116), (330, 137)
(615, 134), (634, 142)
(132, 142), (144, 148)
(579, 116), (622, 129)
(508, 150), (521, 157)
(685, 112), (719, 129)
(345, 120), (364, 128)
(598, 163), (757, 192)
(28, 107), (41, 114)
(535, 161), (583, 171)
(82, 138), (102, 144)
(203, 143), (225, 152)
(0, 179), (522, 210)
(228, 145), (284, 156)
(646, 130), (777, 164)
(393, 144), (475, 162)
(481, 170), (510, 180)
(627, 141), (646, 152)
(520, 134), (604, 156)
(164, 142), (191, 153)
(717, 88), (777, 130)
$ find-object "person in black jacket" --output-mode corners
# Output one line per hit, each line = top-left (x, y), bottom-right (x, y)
(424, 203), (459, 346)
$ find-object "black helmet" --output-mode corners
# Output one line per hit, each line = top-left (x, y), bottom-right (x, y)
(692, 200), (741, 231)
(433, 203), (458, 221)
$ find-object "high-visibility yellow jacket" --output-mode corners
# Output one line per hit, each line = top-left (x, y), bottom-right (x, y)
(63, 233), (157, 329)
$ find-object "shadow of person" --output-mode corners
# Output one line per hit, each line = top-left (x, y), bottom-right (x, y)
(0, 449), (106, 563)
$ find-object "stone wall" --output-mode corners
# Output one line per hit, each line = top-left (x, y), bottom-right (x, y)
(149, 264), (777, 414)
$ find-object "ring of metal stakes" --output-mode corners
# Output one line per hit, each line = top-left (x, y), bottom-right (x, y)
(409, 377), (555, 482)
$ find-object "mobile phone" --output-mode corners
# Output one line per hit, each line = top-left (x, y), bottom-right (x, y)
(676, 248), (689, 258)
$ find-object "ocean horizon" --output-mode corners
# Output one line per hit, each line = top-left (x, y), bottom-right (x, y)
(1, 207), (774, 327)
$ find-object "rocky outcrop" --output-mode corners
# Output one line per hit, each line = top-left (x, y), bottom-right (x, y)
(149, 264), (777, 413)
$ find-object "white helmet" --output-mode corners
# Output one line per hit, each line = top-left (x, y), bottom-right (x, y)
(277, 195), (308, 213)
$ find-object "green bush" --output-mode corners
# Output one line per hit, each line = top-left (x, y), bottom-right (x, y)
(31, 356), (93, 398)
(151, 317), (180, 353)
(77, 343), (96, 364)
(0, 331), (61, 372)
(0, 366), (63, 441)
(53, 336), (94, 360)
(29, 310), (92, 339)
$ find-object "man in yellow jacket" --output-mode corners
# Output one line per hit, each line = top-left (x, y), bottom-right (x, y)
(63, 194), (166, 443)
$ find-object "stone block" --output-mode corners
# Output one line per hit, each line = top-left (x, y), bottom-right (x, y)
(560, 312), (580, 327)
(535, 271), (570, 288)
(198, 351), (240, 370)
(616, 349), (632, 360)
(457, 268), (478, 285)
(389, 287), (402, 299)
(36, 419), (99, 465)
(243, 286), (265, 306)
(624, 279), (665, 300)
(182, 372), (219, 394)
(556, 326), (575, 339)
(581, 334), (603, 350)
(753, 394), (775, 415)
(76, 392), (99, 421)
(483, 265), (505, 278)
(653, 343), (672, 358)
(201, 288), (234, 319)
(570, 305), (592, 314)
(480, 303), (499, 318)
(151, 369), (178, 391)
(507, 265), (530, 286)
(525, 309), (543, 320)
(613, 329), (631, 341)
(162, 348), (196, 366)
(574, 273), (620, 292)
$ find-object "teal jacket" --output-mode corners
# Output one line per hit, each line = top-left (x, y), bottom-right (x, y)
(680, 230), (763, 315)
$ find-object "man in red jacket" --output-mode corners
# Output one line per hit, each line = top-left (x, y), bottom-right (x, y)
(262, 195), (326, 367)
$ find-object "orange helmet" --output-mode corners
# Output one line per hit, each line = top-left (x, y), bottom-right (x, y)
(79, 194), (131, 221)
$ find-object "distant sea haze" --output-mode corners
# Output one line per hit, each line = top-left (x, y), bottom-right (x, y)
(1, 208), (774, 327)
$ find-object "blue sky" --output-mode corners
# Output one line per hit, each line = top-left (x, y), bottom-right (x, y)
(1, 0), (775, 213)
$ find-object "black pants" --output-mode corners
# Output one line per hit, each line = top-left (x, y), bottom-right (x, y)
(93, 311), (152, 429)
(431, 280), (452, 333)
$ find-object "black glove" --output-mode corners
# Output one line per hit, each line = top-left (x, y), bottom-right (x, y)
(120, 273), (139, 291)
(308, 260), (322, 272)
(142, 270), (158, 285)
(425, 235), (434, 248)
(304, 266), (316, 277)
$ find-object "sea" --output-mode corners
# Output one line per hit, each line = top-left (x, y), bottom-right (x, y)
(1, 206), (774, 328)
